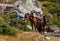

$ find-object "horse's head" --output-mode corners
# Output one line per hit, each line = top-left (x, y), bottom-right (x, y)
(24, 12), (34, 21)
(25, 13), (30, 20)
(29, 14), (34, 20)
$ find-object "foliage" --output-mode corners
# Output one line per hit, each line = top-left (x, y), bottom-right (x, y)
(19, 25), (31, 31)
(38, 0), (60, 27)
(46, 14), (60, 28)
(0, 10), (31, 32)
(38, 0), (60, 3)
(4, 11), (15, 20)
(43, 2), (60, 14)
(10, 0), (18, 4)
(10, 18), (31, 31)
(10, 18), (26, 26)
(0, 16), (17, 35)
(0, 18), (17, 36)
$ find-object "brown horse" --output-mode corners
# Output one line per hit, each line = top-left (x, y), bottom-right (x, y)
(25, 13), (36, 30)
(36, 15), (47, 34)
(25, 13), (47, 34)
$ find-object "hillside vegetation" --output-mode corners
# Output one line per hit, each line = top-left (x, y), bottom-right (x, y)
(38, 0), (60, 27)
(0, 0), (60, 41)
(38, 0), (60, 14)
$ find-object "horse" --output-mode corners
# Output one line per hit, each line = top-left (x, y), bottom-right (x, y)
(36, 15), (47, 34)
(24, 12), (47, 34)
(25, 13), (36, 30)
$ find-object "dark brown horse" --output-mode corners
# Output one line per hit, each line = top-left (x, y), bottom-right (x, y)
(25, 13), (35, 30)
(36, 15), (47, 34)
(25, 13), (47, 34)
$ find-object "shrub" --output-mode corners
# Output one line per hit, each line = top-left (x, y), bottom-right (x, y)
(0, 13), (17, 36)
(10, 18), (31, 31)
(46, 14), (60, 28)
(10, 18), (27, 26)
(43, 2), (60, 14)
(0, 10), (31, 34)
(0, 24), (17, 36)
(7, 26), (17, 35)
(38, 0), (60, 3)
(19, 25), (31, 31)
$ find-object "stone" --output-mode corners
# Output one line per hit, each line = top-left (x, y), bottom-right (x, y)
(46, 25), (60, 32)
(27, 25), (32, 29)
(44, 37), (50, 40)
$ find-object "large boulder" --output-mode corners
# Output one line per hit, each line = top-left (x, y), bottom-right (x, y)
(45, 25), (60, 36)
(46, 25), (60, 32)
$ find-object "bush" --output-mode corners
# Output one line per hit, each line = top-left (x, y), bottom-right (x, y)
(43, 2), (60, 14)
(0, 10), (31, 35)
(38, 0), (60, 3)
(0, 24), (17, 36)
(10, 18), (27, 26)
(46, 14), (60, 28)
(0, 14), (17, 36)
(19, 25), (31, 31)
(7, 26), (17, 35)
(10, 18), (31, 31)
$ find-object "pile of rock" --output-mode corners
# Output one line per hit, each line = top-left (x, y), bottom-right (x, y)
(45, 25), (60, 36)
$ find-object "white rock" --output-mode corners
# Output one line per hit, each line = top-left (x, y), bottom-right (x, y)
(14, 0), (43, 14)
(44, 37), (50, 40)
(27, 25), (32, 29)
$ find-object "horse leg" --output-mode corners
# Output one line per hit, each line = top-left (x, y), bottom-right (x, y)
(31, 22), (34, 30)
(36, 24), (42, 33)
(43, 27), (44, 34)
(35, 25), (37, 31)
(41, 26), (45, 34)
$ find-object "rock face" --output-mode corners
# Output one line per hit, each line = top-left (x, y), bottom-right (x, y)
(14, 0), (43, 17)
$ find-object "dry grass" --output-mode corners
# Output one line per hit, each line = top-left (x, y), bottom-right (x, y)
(0, 29), (60, 41)
(0, 29), (43, 41)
